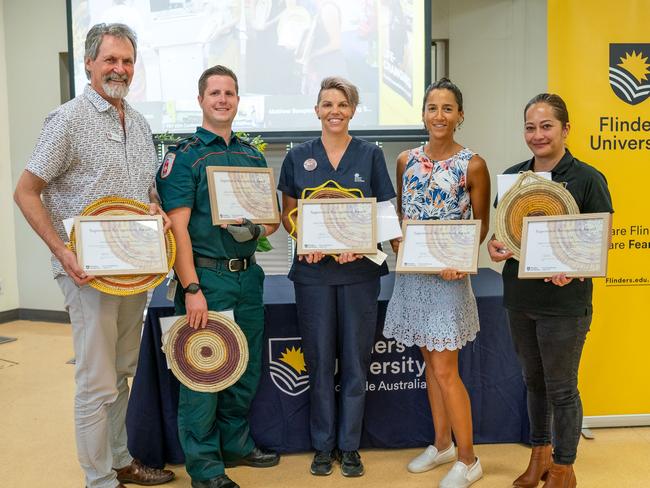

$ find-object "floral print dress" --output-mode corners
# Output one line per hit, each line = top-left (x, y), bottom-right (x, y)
(383, 146), (480, 351)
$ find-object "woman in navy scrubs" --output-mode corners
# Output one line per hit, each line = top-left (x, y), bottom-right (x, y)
(278, 77), (396, 477)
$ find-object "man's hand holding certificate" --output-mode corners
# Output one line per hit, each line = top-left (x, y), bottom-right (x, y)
(74, 215), (168, 276)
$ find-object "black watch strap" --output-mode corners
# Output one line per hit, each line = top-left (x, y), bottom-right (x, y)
(183, 283), (201, 294)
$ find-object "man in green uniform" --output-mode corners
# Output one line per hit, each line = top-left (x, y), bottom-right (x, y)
(156, 65), (280, 488)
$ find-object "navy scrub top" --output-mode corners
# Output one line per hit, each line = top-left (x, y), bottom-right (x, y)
(278, 137), (397, 285)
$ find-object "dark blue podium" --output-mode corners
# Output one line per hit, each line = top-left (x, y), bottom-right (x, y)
(126, 269), (528, 468)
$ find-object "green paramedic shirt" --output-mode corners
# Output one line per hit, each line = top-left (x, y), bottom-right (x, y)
(156, 127), (267, 259)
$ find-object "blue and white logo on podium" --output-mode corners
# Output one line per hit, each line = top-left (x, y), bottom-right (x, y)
(609, 43), (650, 105)
(268, 337), (309, 396)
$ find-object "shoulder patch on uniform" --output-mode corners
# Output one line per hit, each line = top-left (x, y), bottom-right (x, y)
(160, 152), (176, 178)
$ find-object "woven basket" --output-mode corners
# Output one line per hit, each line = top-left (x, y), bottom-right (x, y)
(163, 311), (249, 393)
(68, 196), (176, 296)
(495, 171), (579, 260)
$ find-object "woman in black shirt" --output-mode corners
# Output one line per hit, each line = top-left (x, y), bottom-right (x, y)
(488, 94), (613, 488)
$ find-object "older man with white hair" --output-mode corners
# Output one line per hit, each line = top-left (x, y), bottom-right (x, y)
(14, 23), (174, 488)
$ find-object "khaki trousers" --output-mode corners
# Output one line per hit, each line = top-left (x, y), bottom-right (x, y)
(57, 276), (147, 488)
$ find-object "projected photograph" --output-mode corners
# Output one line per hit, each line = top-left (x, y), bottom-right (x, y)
(69, 0), (428, 135)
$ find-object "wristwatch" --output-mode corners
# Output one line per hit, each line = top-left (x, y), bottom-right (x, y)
(183, 283), (201, 294)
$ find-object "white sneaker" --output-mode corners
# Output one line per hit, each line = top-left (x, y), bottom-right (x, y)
(407, 444), (456, 473)
(439, 457), (483, 488)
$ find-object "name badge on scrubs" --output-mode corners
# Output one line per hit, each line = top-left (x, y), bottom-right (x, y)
(303, 158), (317, 171)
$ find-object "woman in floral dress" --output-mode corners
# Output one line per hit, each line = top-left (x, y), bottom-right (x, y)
(384, 78), (490, 488)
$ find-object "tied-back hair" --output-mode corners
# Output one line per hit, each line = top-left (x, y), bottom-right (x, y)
(422, 77), (464, 112)
(198, 65), (239, 96)
(317, 76), (360, 108)
(524, 93), (569, 127)
(84, 23), (137, 79)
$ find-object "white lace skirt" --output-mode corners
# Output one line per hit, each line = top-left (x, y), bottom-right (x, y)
(383, 273), (480, 351)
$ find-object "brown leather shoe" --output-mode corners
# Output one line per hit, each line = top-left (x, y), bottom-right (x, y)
(513, 444), (553, 487)
(542, 463), (577, 488)
(115, 459), (175, 486)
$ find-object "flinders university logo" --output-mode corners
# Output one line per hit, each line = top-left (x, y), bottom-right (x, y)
(268, 337), (309, 396)
(609, 43), (650, 105)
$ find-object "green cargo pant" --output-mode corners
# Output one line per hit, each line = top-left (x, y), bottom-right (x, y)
(174, 262), (265, 482)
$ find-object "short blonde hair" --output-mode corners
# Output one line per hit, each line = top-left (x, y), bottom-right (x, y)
(317, 76), (360, 108)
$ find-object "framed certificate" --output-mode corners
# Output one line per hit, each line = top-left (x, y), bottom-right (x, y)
(518, 213), (611, 278)
(297, 198), (377, 254)
(206, 166), (280, 225)
(74, 215), (168, 276)
(396, 220), (481, 274)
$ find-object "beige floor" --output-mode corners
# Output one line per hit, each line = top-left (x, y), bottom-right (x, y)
(1, 320), (649, 488)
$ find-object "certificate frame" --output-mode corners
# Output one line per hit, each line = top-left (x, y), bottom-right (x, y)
(297, 197), (377, 255)
(518, 212), (611, 279)
(74, 214), (168, 276)
(206, 166), (280, 225)
(396, 219), (481, 274)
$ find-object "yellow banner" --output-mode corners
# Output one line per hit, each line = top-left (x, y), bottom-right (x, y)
(548, 0), (650, 415)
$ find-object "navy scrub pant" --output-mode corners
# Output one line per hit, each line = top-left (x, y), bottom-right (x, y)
(294, 278), (380, 452)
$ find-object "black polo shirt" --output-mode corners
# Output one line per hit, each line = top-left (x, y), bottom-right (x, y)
(278, 137), (396, 285)
(498, 150), (614, 316)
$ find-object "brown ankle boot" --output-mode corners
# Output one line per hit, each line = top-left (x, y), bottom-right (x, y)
(513, 445), (553, 487)
(542, 463), (576, 488)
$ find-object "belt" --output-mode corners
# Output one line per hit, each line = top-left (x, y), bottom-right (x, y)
(194, 254), (256, 272)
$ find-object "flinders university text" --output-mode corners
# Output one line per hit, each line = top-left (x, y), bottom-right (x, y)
(590, 116), (650, 150)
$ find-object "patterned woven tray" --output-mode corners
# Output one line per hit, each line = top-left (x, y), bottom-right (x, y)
(163, 312), (249, 393)
(495, 171), (579, 260)
(68, 196), (176, 296)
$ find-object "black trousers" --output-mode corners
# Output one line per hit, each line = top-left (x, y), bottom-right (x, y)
(507, 309), (591, 465)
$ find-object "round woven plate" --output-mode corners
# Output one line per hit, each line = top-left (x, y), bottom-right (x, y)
(495, 171), (579, 260)
(287, 179), (364, 239)
(163, 311), (249, 393)
(68, 196), (176, 296)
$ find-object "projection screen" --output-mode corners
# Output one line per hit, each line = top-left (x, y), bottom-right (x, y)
(67, 0), (431, 141)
